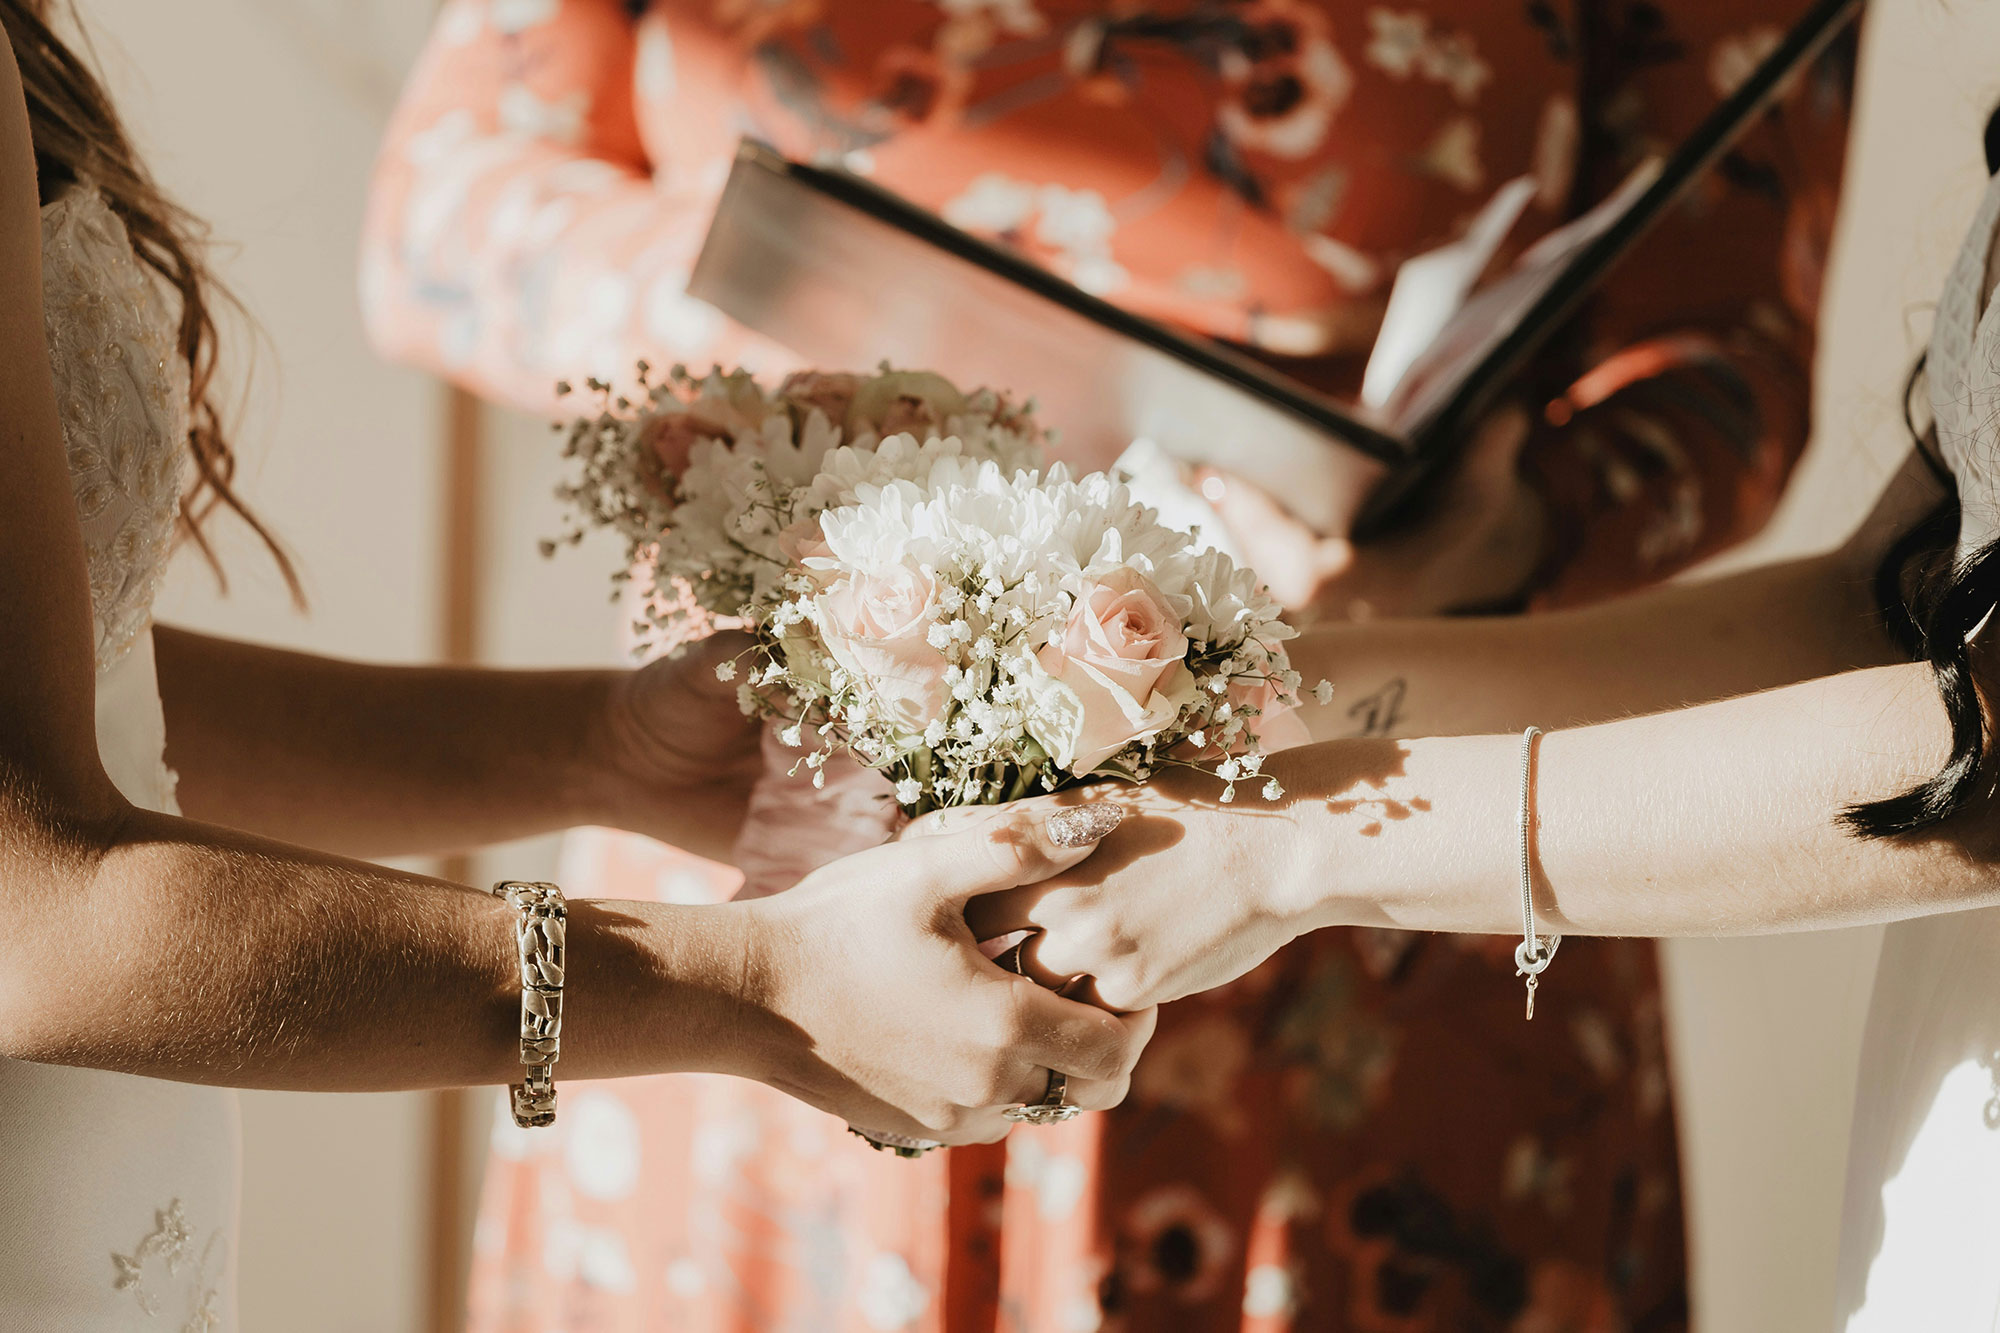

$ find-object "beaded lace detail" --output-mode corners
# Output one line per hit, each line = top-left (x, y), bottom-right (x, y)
(109, 1199), (224, 1332)
(43, 186), (190, 674)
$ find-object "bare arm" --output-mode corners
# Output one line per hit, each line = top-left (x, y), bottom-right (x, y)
(1288, 448), (1943, 741)
(0, 33), (1145, 1144)
(981, 654), (1980, 1011)
(155, 625), (755, 862)
(968, 454), (1971, 1006)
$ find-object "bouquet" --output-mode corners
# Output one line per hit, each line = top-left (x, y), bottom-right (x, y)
(554, 363), (1327, 819)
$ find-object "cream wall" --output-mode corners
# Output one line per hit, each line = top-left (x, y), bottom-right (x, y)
(90, 4), (635, 1328)
(92, 2), (442, 1330)
(1665, 4), (2000, 1330)
(68, 0), (2000, 1329)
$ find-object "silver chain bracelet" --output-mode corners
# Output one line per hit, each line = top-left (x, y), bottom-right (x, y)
(493, 880), (566, 1127)
(1513, 728), (1560, 1020)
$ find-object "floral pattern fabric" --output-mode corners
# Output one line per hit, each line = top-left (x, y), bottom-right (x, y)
(365, 3), (1853, 1331)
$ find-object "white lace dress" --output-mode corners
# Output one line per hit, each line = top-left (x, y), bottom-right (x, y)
(1836, 169), (2000, 1330)
(0, 188), (239, 1330)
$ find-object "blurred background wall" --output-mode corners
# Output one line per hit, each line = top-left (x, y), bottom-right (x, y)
(71, 0), (2000, 1328)
(89, 2), (625, 1328)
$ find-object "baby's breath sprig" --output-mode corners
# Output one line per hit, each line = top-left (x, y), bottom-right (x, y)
(553, 361), (1335, 817)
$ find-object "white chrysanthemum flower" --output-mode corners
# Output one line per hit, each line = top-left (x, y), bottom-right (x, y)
(556, 361), (1330, 815)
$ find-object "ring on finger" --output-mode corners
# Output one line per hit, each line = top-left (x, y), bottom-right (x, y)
(997, 932), (1082, 993)
(1003, 1068), (1081, 1126)
(846, 1125), (945, 1158)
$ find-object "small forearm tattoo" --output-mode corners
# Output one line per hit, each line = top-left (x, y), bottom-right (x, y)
(1346, 677), (1409, 738)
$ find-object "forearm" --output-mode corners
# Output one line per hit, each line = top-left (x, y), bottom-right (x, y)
(1275, 659), (1989, 940)
(0, 793), (767, 1090)
(155, 627), (646, 859)
(1292, 551), (1895, 740)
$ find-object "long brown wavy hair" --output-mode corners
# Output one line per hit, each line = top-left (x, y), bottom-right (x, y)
(4, 0), (299, 601)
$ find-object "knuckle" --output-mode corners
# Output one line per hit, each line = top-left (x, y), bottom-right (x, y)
(1077, 1022), (1129, 1083)
(960, 1055), (1014, 1109)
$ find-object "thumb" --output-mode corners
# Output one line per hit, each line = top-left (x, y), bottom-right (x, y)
(906, 797), (1128, 906)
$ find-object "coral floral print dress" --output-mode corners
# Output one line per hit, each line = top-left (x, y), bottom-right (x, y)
(365, 3), (1851, 1330)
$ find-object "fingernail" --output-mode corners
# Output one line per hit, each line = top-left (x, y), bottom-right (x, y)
(1047, 802), (1125, 848)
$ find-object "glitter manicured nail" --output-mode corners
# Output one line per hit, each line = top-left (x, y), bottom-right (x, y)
(1047, 802), (1125, 848)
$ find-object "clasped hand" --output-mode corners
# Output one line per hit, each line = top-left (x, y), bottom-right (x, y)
(938, 771), (1318, 1013)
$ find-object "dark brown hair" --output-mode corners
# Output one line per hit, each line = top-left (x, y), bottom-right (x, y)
(1842, 103), (2000, 839)
(4, 0), (300, 601)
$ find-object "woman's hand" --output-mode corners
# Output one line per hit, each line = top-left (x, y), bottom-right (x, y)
(595, 632), (763, 858)
(734, 800), (1157, 1145)
(1197, 406), (1541, 621)
(957, 772), (1319, 1012)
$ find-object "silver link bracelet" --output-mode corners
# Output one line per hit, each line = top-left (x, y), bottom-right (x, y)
(492, 880), (566, 1127)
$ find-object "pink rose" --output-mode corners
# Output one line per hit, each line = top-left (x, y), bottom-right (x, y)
(779, 371), (861, 427)
(1037, 567), (1197, 773)
(777, 519), (838, 591)
(816, 562), (951, 733)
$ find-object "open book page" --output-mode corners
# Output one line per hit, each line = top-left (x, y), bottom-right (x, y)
(1378, 159), (1665, 437)
(688, 143), (1398, 535)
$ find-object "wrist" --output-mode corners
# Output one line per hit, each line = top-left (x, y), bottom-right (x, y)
(1258, 735), (1521, 936)
(1251, 751), (1350, 935)
(600, 898), (791, 1082)
(721, 895), (821, 1093)
(582, 669), (654, 827)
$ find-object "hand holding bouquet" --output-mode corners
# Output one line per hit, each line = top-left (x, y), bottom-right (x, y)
(555, 364), (1327, 819)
